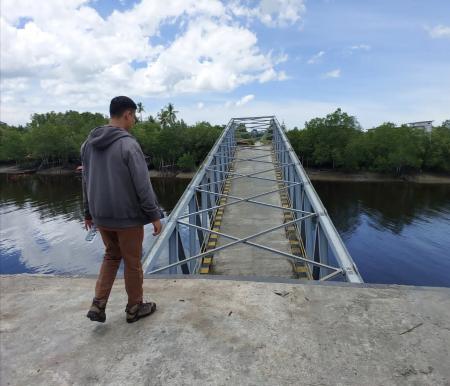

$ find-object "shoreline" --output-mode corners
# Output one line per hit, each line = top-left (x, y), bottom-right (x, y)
(148, 168), (450, 184)
(1, 165), (449, 184)
(305, 168), (450, 184)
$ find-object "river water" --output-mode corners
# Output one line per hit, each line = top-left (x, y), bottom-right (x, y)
(1, 174), (449, 287)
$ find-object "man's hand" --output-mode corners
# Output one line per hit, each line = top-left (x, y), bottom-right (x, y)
(152, 219), (162, 236)
(84, 218), (93, 230)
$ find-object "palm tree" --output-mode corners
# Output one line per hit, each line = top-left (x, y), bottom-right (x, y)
(157, 109), (170, 128)
(166, 103), (178, 126)
(157, 103), (178, 128)
(136, 102), (145, 122)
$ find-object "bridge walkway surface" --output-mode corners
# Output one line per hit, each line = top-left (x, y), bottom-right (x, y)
(211, 144), (298, 277)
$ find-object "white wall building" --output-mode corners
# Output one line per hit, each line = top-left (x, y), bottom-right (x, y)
(406, 121), (433, 132)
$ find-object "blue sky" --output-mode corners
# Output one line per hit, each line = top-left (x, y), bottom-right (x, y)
(1, 0), (449, 128)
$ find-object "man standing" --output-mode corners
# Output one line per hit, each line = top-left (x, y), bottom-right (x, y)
(82, 96), (162, 323)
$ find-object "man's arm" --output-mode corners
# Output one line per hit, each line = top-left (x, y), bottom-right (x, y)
(126, 140), (161, 225)
(81, 143), (93, 230)
(82, 175), (93, 230)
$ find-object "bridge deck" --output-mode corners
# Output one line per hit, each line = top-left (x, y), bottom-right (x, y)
(211, 144), (296, 277)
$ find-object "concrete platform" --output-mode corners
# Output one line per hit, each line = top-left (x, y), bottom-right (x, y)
(213, 145), (294, 277)
(1, 275), (450, 385)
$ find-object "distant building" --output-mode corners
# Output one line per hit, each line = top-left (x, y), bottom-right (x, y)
(406, 121), (433, 132)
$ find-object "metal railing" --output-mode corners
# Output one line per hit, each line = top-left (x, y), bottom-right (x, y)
(142, 116), (363, 283)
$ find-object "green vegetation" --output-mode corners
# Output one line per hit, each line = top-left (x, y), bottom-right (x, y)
(1, 105), (448, 175)
(157, 102), (178, 128)
(235, 124), (255, 145)
(177, 153), (196, 171)
(131, 118), (222, 171)
(287, 109), (450, 175)
(0, 104), (222, 172)
(0, 111), (106, 165)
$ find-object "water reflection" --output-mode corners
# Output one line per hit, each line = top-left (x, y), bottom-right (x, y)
(1, 175), (449, 286)
(314, 181), (450, 287)
(315, 182), (450, 234)
(0, 175), (189, 275)
(1, 175), (84, 222)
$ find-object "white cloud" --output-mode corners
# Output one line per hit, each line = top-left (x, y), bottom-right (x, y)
(229, 0), (305, 28)
(259, 67), (288, 82)
(235, 94), (255, 106)
(0, 0), (292, 124)
(197, 102), (204, 109)
(307, 50), (325, 64)
(427, 25), (450, 38)
(350, 44), (371, 51)
(138, 19), (283, 94)
(323, 69), (341, 78)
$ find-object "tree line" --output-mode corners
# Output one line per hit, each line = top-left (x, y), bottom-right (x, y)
(1, 105), (449, 175)
(0, 104), (223, 172)
(287, 109), (450, 174)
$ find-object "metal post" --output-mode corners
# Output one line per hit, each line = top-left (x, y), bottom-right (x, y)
(318, 226), (329, 279)
(188, 197), (197, 272)
(289, 164), (294, 203)
(209, 168), (216, 209)
(201, 188), (208, 234)
(168, 231), (178, 274)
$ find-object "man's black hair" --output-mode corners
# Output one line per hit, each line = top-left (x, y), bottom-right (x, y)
(109, 96), (137, 118)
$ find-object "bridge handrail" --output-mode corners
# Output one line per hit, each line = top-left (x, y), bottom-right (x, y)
(272, 117), (363, 283)
(142, 119), (234, 272)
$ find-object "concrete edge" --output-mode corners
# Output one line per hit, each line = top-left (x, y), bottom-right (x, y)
(2, 273), (450, 293)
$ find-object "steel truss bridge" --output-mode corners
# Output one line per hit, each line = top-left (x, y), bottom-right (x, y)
(142, 116), (363, 284)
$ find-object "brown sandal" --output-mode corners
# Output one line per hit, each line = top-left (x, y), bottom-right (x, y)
(126, 302), (156, 323)
(87, 300), (106, 323)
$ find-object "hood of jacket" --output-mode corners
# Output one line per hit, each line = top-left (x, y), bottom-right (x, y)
(87, 125), (131, 150)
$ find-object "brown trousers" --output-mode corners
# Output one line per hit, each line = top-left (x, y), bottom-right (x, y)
(94, 225), (144, 307)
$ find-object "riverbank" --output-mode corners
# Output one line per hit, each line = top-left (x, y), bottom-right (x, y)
(305, 168), (450, 184)
(149, 169), (195, 179)
(150, 168), (450, 183)
(0, 165), (194, 178)
(1, 165), (450, 183)
(1, 275), (449, 385)
(0, 165), (75, 176)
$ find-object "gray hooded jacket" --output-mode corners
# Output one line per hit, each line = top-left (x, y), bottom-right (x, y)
(81, 125), (160, 228)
